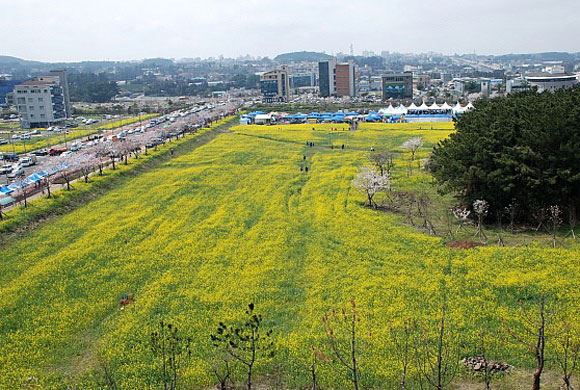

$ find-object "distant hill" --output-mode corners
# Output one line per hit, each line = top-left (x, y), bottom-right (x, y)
(275, 51), (334, 63)
(494, 52), (580, 62)
(0, 55), (43, 66)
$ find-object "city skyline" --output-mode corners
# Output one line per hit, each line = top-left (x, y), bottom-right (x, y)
(1, 0), (579, 62)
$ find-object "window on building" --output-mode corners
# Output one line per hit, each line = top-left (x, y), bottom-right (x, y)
(38, 97), (43, 102)
(30, 113), (35, 118)
(39, 106), (45, 110)
(29, 106), (34, 110)
(40, 113), (46, 119)
(28, 98), (34, 103)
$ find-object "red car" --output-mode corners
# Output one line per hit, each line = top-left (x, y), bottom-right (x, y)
(48, 147), (68, 156)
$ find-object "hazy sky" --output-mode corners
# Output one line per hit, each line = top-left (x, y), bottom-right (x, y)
(1, 0), (579, 62)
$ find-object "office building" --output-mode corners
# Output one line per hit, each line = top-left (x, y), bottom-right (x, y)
(290, 73), (316, 89)
(260, 66), (290, 103)
(318, 59), (337, 97)
(335, 63), (356, 97)
(382, 72), (413, 99)
(12, 70), (71, 128)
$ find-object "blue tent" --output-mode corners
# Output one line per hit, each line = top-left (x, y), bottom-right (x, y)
(27, 173), (45, 183)
(0, 186), (13, 195)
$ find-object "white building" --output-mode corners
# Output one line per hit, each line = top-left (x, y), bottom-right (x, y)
(12, 70), (71, 128)
(524, 73), (578, 92)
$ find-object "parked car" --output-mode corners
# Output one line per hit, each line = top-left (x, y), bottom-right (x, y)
(49, 147), (67, 156)
(0, 139), (8, 145)
(32, 149), (49, 156)
(0, 164), (13, 175)
(69, 143), (81, 152)
(7, 165), (24, 179)
(2, 153), (19, 162)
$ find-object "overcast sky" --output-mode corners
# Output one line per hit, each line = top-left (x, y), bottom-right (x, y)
(1, 0), (579, 62)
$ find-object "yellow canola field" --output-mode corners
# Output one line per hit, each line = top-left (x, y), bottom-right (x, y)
(0, 122), (577, 389)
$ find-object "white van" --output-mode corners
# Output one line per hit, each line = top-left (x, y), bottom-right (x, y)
(20, 156), (37, 167)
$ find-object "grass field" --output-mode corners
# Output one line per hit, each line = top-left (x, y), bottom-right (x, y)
(0, 114), (159, 154)
(0, 122), (577, 389)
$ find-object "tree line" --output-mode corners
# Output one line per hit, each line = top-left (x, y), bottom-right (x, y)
(429, 88), (580, 227)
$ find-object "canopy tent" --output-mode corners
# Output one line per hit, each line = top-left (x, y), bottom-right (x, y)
(452, 102), (465, 114)
(465, 102), (475, 110)
(407, 102), (418, 110)
(418, 102), (430, 110)
(439, 102), (452, 110)
(428, 103), (441, 110)
(395, 104), (408, 115)
(379, 104), (395, 116)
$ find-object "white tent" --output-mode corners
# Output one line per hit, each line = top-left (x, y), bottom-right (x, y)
(440, 102), (452, 110)
(465, 102), (475, 111)
(407, 102), (418, 110)
(428, 102), (441, 110)
(452, 102), (464, 114)
(396, 104), (408, 115)
(379, 104), (395, 116)
(419, 101), (430, 110)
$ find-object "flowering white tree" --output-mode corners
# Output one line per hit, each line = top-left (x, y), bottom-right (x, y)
(94, 142), (118, 170)
(473, 199), (489, 241)
(353, 167), (390, 208)
(401, 137), (423, 161)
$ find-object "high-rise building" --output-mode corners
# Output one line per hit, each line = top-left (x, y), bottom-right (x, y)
(319, 59), (356, 97)
(382, 72), (413, 100)
(260, 66), (290, 103)
(335, 63), (356, 97)
(12, 70), (71, 128)
(318, 59), (337, 97)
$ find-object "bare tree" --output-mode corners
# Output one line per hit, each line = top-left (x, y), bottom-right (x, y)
(390, 321), (416, 389)
(210, 303), (275, 390)
(210, 352), (233, 390)
(322, 300), (361, 390)
(149, 320), (192, 390)
(416, 193), (437, 235)
(353, 167), (390, 208)
(553, 301), (579, 390)
(505, 295), (548, 390)
(369, 151), (395, 176)
(414, 289), (460, 390)
(546, 205), (562, 248)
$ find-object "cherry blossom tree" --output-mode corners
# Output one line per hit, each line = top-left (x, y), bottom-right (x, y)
(353, 167), (390, 208)
(401, 137), (423, 162)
